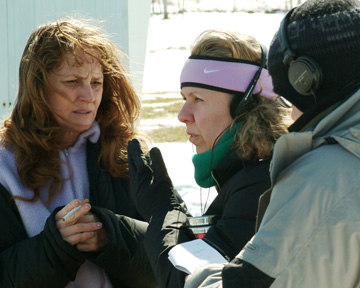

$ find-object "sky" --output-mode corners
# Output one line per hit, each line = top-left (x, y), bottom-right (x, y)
(141, 11), (285, 215)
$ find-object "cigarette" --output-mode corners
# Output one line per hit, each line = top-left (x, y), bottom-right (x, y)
(62, 199), (89, 221)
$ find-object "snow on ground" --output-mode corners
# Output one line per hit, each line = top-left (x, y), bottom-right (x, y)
(154, 142), (216, 216)
(141, 11), (284, 216)
(142, 11), (285, 94)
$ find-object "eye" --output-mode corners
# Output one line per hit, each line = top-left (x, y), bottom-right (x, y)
(92, 80), (103, 86)
(194, 96), (203, 102)
(66, 79), (78, 84)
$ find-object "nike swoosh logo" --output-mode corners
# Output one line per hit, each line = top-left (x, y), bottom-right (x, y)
(204, 68), (219, 74)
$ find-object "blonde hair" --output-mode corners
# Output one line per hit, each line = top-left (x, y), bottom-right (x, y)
(191, 29), (290, 160)
(1, 17), (144, 202)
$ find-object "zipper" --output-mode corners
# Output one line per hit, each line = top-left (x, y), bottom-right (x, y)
(211, 171), (221, 189)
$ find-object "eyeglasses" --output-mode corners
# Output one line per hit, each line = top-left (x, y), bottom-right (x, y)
(275, 96), (292, 108)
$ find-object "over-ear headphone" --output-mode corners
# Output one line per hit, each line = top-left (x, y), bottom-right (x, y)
(230, 42), (268, 118)
(279, 7), (323, 96)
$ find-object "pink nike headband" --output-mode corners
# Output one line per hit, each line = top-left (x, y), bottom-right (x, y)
(180, 56), (277, 99)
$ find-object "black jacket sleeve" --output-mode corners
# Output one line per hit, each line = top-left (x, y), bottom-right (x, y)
(144, 205), (191, 288)
(86, 141), (158, 287)
(88, 206), (158, 288)
(143, 160), (271, 288)
(222, 258), (274, 288)
(0, 191), (86, 288)
(0, 197), (157, 288)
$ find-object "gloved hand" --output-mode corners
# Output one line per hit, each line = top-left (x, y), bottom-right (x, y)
(127, 138), (180, 221)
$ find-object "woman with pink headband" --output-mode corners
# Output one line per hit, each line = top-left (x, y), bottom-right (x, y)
(127, 30), (291, 288)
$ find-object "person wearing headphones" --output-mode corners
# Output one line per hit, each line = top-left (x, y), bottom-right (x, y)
(127, 29), (291, 288)
(184, 0), (360, 287)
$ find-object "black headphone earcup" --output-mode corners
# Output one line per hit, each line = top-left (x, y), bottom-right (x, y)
(230, 94), (258, 119)
(279, 7), (323, 97)
(288, 56), (322, 96)
(230, 95), (242, 118)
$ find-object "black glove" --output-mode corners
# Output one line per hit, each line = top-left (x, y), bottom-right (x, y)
(127, 138), (180, 221)
(222, 258), (274, 288)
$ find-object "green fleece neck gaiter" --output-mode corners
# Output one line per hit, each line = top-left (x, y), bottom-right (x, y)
(192, 123), (241, 188)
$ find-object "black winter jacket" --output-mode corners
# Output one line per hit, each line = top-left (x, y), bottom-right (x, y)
(0, 141), (157, 288)
(144, 152), (271, 288)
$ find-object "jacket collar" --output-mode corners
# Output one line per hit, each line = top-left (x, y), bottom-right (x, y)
(210, 151), (261, 189)
(271, 87), (360, 185)
(257, 88), (360, 231)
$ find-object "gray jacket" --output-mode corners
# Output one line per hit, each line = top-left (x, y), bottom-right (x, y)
(239, 88), (360, 287)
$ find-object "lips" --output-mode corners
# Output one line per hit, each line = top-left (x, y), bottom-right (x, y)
(74, 109), (91, 114)
(187, 132), (199, 144)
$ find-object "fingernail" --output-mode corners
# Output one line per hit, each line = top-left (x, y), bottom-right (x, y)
(97, 222), (103, 227)
(84, 204), (90, 209)
(75, 200), (80, 205)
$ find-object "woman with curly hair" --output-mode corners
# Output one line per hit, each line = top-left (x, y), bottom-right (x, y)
(0, 18), (157, 287)
(127, 29), (292, 288)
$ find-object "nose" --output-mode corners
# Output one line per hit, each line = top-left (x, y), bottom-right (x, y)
(78, 83), (95, 103)
(178, 102), (194, 124)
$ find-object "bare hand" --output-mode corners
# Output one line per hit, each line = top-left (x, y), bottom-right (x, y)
(75, 212), (109, 252)
(55, 199), (105, 250)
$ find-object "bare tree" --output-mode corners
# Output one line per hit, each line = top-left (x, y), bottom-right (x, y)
(152, 0), (163, 14)
(233, 0), (238, 12)
(285, 0), (291, 10)
(163, 0), (169, 19)
(288, 0), (294, 9)
(177, 0), (186, 13)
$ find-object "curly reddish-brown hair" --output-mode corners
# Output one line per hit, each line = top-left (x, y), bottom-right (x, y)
(1, 18), (144, 202)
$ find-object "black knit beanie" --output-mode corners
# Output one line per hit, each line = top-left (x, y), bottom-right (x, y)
(268, 0), (360, 113)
